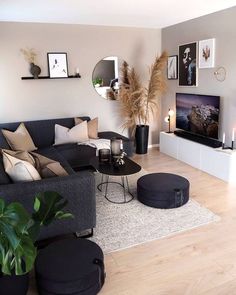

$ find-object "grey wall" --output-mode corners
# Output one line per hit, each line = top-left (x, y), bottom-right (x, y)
(0, 22), (161, 144)
(162, 6), (236, 145)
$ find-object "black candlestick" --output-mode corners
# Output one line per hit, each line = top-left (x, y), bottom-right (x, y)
(232, 141), (234, 150)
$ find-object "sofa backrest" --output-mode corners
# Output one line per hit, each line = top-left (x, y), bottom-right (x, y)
(0, 116), (90, 149)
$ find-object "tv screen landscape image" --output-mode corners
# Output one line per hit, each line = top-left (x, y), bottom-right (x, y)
(176, 93), (220, 139)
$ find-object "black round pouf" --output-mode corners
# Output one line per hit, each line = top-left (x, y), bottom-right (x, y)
(137, 173), (189, 209)
(35, 238), (105, 295)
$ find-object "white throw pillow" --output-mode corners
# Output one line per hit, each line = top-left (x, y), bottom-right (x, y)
(3, 152), (41, 182)
(54, 121), (89, 145)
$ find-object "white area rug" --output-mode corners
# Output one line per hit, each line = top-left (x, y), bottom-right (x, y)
(90, 170), (220, 253)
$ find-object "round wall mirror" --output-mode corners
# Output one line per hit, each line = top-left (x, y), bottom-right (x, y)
(92, 56), (124, 100)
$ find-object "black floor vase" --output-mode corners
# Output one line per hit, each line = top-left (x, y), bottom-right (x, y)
(135, 125), (149, 154)
(0, 273), (29, 295)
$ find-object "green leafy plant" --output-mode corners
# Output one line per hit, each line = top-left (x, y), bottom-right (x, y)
(92, 77), (103, 87)
(0, 191), (73, 276)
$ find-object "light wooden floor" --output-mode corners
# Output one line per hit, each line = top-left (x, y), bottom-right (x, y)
(100, 148), (236, 295)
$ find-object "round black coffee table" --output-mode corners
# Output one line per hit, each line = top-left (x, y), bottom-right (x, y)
(90, 156), (141, 204)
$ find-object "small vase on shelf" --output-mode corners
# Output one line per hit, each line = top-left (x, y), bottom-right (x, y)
(29, 63), (41, 79)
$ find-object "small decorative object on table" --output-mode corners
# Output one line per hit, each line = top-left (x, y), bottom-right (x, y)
(99, 148), (110, 163)
(110, 137), (123, 157)
(222, 130), (235, 150)
(113, 151), (126, 168)
(20, 48), (41, 79)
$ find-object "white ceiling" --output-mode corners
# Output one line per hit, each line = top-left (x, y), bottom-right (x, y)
(0, 0), (236, 29)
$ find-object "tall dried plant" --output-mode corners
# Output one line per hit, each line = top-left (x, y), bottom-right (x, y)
(119, 66), (145, 134)
(119, 51), (168, 131)
(20, 48), (37, 64)
(144, 51), (168, 124)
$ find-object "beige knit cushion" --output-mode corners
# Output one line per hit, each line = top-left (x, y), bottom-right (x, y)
(2, 123), (37, 151)
(31, 152), (68, 178)
(74, 117), (99, 139)
(54, 121), (89, 145)
(2, 151), (41, 183)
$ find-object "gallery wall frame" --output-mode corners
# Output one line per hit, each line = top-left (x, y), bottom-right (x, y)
(178, 42), (198, 87)
(198, 38), (215, 69)
(167, 55), (178, 80)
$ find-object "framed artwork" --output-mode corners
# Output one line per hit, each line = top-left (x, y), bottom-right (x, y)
(47, 52), (68, 78)
(167, 55), (178, 80)
(178, 42), (197, 87)
(199, 38), (215, 68)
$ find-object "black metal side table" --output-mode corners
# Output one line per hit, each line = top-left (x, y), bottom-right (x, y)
(90, 156), (141, 204)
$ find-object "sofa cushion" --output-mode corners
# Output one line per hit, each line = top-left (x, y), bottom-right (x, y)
(75, 117), (99, 139)
(2, 123), (37, 151)
(36, 147), (75, 175)
(1, 149), (35, 166)
(2, 151), (41, 183)
(54, 144), (96, 169)
(31, 152), (68, 178)
(54, 121), (89, 145)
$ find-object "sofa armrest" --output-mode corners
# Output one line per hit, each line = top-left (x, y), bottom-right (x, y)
(0, 171), (96, 240)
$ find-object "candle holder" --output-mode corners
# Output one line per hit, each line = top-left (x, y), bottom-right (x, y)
(98, 148), (110, 163)
(232, 141), (234, 150)
(110, 138), (123, 157)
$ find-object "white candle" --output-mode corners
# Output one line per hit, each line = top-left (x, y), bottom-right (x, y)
(222, 132), (225, 144)
(75, 67), (80, 74)
(232, 129), (235, 141)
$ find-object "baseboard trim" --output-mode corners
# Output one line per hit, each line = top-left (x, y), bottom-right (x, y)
(148, 144), (159, 148)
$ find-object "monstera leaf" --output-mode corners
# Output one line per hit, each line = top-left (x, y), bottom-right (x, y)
(0, 191), (73, 275)
(0, 199), (36, 275)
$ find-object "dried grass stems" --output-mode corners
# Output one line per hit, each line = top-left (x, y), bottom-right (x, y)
(119, 51), (168, 132)
(20, 48), (37, 64)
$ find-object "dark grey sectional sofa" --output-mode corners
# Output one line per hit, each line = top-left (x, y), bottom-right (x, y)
(0, 117), (133, 240)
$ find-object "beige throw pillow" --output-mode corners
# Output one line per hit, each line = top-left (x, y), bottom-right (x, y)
(2, 151), (41, 183)
(1, 149), (35, 166)
(2, 123), (37, 151)
(31, 152), (68, 178)
(54, 121), (89, 145)
(74, 117), (99, 139)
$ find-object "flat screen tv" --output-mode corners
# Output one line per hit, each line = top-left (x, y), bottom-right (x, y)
(176, 93), (220, 139)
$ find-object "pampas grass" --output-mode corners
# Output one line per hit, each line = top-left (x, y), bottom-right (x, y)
(119, 51), (168, 131)
(20, 48), (37, 64)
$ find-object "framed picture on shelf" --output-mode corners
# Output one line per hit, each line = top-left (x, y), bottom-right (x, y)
(198, 38), (215, 68)
(47, 52), (68, 78)
(178, 42), (197, 87)
(167, 55), (178, 80)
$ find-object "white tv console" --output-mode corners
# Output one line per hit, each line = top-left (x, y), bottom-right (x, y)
(160, 131), (236, 183)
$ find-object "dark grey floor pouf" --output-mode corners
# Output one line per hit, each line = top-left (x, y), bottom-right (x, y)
(137, 173), (189, 209)
(35, 238), (105, 295)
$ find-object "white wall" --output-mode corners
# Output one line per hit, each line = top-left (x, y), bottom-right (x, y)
(162, 6), (236, 146)
(0, 22), (161, 143)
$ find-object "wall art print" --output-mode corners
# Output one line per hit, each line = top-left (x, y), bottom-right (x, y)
(47, 52), (68, 78)
(198, 38), (215, 69)
(178, 42), (197, 87)
(167, 55), (178, 80)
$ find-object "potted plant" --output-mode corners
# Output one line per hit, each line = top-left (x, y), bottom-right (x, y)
(119, 52), (168, 154)
(20, 48), (41, 79)
(0, 191), (73, 295)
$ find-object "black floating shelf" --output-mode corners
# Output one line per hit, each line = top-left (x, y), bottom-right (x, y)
(21, 75), (81, 80)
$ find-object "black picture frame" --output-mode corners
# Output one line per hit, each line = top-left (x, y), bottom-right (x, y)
(47, 52), (68, 78)
(178, 42), (197, 87)
(167, 55), (178, 80)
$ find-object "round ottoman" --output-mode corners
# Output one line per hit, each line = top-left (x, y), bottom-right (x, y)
(35, 238), (105, 295)
(137, 173), (189, 209)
